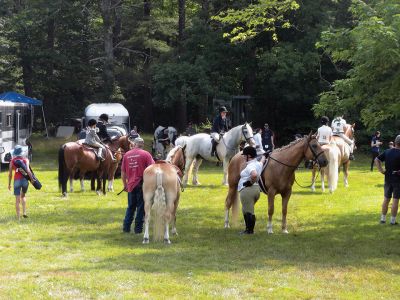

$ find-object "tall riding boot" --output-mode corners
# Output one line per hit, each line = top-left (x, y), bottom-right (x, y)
(248, 214), (256, 234)
(240, 213), (252, 234)
(211, 140), (217, 157)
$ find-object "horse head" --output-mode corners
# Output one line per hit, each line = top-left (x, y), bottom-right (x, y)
(344, 123), (355, 140)
(242, 122), (256, 147)
(305, 132), (328, 167)
(167, 145), (186, 175)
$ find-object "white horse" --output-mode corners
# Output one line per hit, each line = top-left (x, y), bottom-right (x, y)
(311, 143), (340, 193)
(152, 126), (178, 159)
(142, 146), (185, 244)
(181, 123), (255, 186)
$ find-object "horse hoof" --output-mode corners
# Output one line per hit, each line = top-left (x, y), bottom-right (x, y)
(96, 191), (101, 196)
(282, 229), (289, 234)
(143, 238), (149, 244)
(62, 193), (67, 198)
(171, 229), (178, 236)
(164, 239), (171, 244)
(267, 228), (274, 234)
(224, 222), (230, 229)
(311, 187), (315, 192)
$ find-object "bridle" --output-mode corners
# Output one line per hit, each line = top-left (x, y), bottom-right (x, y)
(241, 124), (254, 144)
(268, 137), (325, 169)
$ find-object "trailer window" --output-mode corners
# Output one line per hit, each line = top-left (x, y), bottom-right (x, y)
(6, 114), (12, 127)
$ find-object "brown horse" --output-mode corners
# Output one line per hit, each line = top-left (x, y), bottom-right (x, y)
(224, 133), (328, 233)
(142, 145), (186, 244)
(58, 136), (129, 196)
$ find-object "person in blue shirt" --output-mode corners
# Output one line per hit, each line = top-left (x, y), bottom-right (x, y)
(370, 131), (382, 171)
(375, 135), (400, 225)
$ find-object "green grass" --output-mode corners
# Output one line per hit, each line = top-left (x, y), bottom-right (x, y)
(0, 137), (399, 299)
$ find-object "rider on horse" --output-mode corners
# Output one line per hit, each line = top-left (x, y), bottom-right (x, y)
(316, 116), (333, 145)
(97, 113), (111, 143)
(211, 106), (229, 157)
(331, 116), (354, 160)
(84, 119), (107, 161)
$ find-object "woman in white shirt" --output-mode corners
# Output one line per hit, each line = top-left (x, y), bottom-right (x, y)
(316, 116), (333, 145)
(238, 146), (265, 234)
(253, 128), (265, 156)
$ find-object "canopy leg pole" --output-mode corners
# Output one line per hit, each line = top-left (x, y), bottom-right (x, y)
(42, 105), (49, 139)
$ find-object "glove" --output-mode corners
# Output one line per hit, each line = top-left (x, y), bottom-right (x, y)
(243, 181), (253, 187)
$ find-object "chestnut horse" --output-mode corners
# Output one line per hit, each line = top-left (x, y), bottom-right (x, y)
(224, 133), (328, 233)
(58, 136), (130, 196)
(142, 145), (185, 244)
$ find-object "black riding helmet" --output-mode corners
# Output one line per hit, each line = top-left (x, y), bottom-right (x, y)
(88, 119), (97, 127)
(242, 146), (257, 158)
(219, 106), (228, 113)
(99, 113), (109, 122)
(321, 116), (329, 125)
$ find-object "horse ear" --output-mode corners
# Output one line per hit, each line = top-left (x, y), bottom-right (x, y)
(352, 123), (355, 128)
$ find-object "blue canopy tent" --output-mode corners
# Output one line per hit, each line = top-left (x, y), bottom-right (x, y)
(0, 91), (49, 138)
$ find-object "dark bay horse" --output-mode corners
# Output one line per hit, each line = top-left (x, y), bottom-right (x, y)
(58, 136), (130, 196)
(224, 133), (328, 233)
(143, 145), (186, 244)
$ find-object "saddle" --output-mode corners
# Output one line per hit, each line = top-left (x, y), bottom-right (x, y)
(258, 158), (270, 195)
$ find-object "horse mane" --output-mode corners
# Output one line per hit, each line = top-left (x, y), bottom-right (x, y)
(273, 137), (306, 152)
(166, 146), (182, 163)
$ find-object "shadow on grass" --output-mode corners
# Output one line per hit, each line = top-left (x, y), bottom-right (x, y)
(32, 205), (400, 276)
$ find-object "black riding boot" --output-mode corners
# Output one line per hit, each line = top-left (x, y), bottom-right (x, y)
(211, 140), (217, 156)
(240, 213), (252, 234)
(248, 214), (256, 234)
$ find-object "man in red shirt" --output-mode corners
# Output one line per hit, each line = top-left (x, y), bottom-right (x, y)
(122, 137), (154, 233)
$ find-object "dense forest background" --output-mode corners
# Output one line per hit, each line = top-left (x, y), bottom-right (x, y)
(0, 0), (399, 145)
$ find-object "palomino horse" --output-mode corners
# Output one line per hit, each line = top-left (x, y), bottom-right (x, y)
(224, 133), (328, 233)
(142, 145), (185, 244)
(58, 136), (129, 196)
(181, 123), (255, 186)
(311, 123), (355, 191)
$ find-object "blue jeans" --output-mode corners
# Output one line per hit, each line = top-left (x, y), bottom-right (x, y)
(123, 184), (144, 233)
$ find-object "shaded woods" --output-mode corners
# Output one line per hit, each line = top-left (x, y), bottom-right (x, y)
(1, 0), (399, 139)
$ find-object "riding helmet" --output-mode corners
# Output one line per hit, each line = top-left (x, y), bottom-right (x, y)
(321, 116), (329, 125)
(88, 119), (97, 127)
(242, 146), (257, 158)
(99, 113), (109, 122)
(219, 106), (228, 113)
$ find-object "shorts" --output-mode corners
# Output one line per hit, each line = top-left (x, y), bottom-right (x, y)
(14, 178), (29, 196)
(384, 182), (400, 199)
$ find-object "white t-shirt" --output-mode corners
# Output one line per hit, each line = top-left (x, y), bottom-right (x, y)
(317, 125), (333, 144)
(238, 159), (262, 191)
(253, 133), (265, 154)
(331, 118), (346, 134)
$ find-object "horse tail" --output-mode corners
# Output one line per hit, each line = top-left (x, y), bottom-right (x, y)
(329, 146), (339, 192)
(58, 145), (66, 193)
(153, 170), (166, 242)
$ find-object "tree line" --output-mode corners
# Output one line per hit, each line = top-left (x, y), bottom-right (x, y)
(0, 0), (398, 144)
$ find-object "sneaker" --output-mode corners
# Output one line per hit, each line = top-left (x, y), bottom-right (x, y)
(380, 220), (386, 224)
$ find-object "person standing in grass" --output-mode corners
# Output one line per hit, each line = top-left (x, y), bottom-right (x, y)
(370, 131), (382, 171)
(8, 145), (34, 220)
(121, 137), (154, 234)
(375, 135), (400, 225)
(238, 146), (265, 234)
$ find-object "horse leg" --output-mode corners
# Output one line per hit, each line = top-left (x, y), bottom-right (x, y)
(108, 177), (114, 192)
(281, 190), (292, 234)
(192, 158), (203, 185)
(320, 168), (325, 192)
(142, 187), (154, 244)
(102, 172), (107, 195)
(164, 222), (171, 244)
(311, 167), (316, 192)
(171, 196), (180, 235)
(69, 175), (74, 193)
(182, 157), (194, 187)
(224, 184), (237, 228)
(80, 174), (85, 192)
(91, 174), (95, 191)
(344, 162), (349, 187)
(96, 173), (102, 196)
(267, 192), (275, 234)
(222, 157), (229, 185)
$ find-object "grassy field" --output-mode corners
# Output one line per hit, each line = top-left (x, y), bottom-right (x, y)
(0, 137), (399, 299)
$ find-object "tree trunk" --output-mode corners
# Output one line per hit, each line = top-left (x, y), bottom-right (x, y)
(100, 0), (115, 101)
(142, 0), (154, 131)
(175, 0), (187, 131)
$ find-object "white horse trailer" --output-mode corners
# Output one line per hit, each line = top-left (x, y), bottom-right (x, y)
(0, 101), (34, 162)
(83, 103), (130, 134)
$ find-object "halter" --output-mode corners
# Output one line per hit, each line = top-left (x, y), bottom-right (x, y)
(221, 124), (254, 152)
